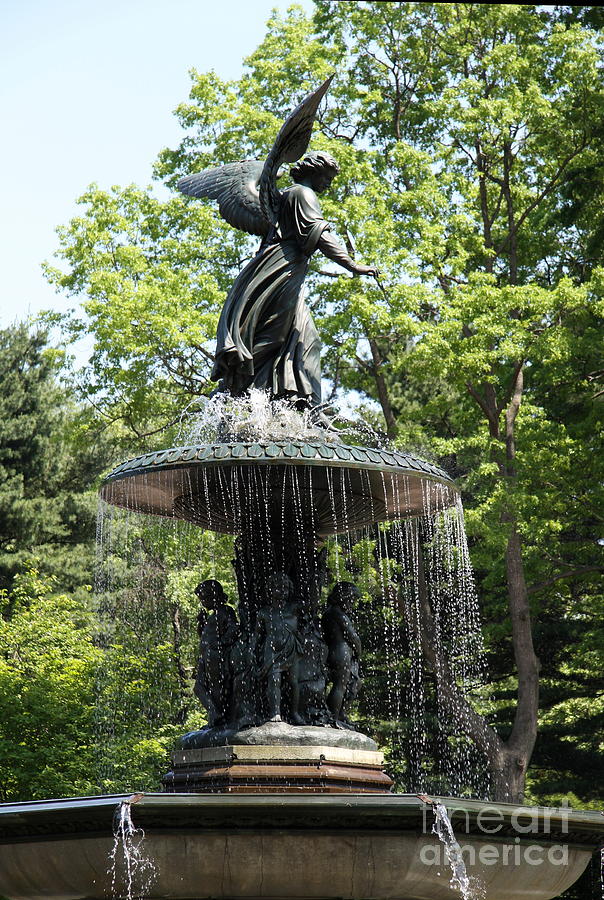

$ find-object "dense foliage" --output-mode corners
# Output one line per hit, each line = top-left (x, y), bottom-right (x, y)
(0, 324), (107, 595)
(0, 570), (100, 800)
(1, 1), (601, 836)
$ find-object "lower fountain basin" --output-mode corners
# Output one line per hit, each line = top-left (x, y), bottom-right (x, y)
(0, 793), (600, 900)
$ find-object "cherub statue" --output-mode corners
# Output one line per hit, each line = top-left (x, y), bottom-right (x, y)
(322, 581), (362, 722)
(193, 579), (238, 727)
(297, 628), (330, 725)
(177, 77), (378, 410)
(256, 572), (304, 724)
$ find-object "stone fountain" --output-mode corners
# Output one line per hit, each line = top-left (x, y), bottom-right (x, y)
(101, 430), (456, 794)
(0, 79), (601, 900)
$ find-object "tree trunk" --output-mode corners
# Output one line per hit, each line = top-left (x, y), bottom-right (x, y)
(490, 747), (532, 804)
(475, 139), (495, 275)
(500, 527), (540, 800)
(499, 365), (540, 797)
(368, 337), (398, 438)
(408, 364), (540, 802)
(411, 540), (533, 803)
(503, 139), (518, 284)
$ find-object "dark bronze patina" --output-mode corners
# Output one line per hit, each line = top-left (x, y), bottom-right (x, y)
(323, 582), (363, 722)
(177, 77), (378, 409)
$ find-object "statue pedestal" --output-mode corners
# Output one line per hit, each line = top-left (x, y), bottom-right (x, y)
(162, 744), (393, 793)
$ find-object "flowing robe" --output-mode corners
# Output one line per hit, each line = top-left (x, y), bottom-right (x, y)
(211, 184), (329, 407)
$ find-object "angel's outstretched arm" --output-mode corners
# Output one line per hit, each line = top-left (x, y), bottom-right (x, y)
(317, 231), (379, 277)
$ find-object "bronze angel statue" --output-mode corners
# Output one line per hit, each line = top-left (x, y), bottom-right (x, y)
(177, 77), (378, 410)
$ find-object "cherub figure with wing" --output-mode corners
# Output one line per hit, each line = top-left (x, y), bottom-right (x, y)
(178, 77), (378, 410)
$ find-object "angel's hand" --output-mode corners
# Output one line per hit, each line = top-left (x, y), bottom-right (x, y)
(352, 263), (380, 277)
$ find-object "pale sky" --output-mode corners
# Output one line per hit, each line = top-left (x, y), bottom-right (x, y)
(0, 0), (314, 331)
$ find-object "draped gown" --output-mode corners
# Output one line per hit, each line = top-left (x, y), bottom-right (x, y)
(211, 183), (329, 408)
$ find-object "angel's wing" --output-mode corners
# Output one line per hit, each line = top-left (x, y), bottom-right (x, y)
(259, 75), (334, 226)
(177, 159), (268, 237)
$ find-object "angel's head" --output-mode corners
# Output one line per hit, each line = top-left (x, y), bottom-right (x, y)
(290, 151), (339, 194)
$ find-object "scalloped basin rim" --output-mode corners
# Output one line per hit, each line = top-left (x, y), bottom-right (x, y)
(102, 441), (455, 487)
(99, 441), (459, 534)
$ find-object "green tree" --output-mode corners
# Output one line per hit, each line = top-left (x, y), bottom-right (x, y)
(310, 0), (604, 803)
(46, 3), (603, 803)
(0, 571), (101, 800)
(43, 186), (240, 447)
(0, 323), (111, 594)
(93, 516), (233, 792)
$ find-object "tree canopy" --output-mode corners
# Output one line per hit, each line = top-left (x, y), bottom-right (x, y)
(0, 323), (111, 595)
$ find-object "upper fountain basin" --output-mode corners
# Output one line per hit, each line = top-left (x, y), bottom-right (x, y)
(100, 440), (458, 536)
